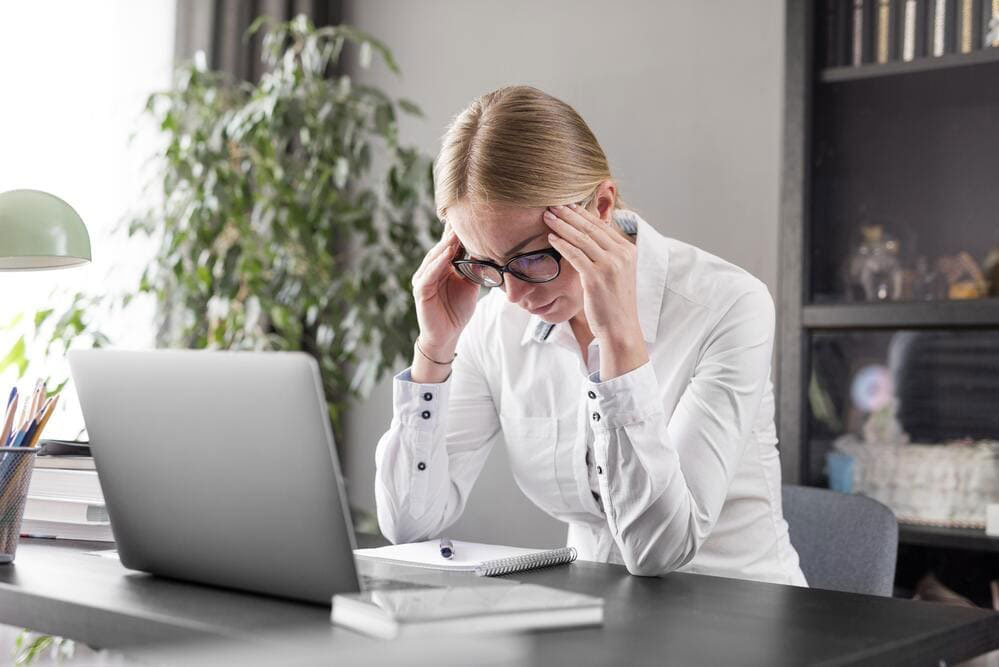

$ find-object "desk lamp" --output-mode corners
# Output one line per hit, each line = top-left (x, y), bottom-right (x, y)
(0, 189), (91, 270)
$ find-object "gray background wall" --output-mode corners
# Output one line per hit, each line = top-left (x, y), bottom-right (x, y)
(342, 0), (785, 547)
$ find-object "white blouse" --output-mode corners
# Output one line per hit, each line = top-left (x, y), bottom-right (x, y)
(375, 209), (807, 586)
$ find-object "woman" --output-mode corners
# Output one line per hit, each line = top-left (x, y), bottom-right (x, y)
(375, 85), (806, 586)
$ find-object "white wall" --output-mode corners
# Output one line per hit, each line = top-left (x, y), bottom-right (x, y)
(342, 0), (785, 547)
(0, 1), (173, 438)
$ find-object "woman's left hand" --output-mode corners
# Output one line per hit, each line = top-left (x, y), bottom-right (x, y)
(542, 203), (644, 351)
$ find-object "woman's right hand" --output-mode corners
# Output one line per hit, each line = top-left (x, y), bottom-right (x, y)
(411, 223), (480, 360)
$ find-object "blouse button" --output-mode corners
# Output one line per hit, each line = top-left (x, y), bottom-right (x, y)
(596, 465), (603, 475)
(423, 392), (433, 401)
(417, 462), (426, 471)
(587, 390), (596, 399)
(421, 410), (431, 419)
(592, 412), (601, 422)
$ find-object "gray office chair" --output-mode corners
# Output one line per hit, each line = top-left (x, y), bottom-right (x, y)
(782, 485), (898, 597)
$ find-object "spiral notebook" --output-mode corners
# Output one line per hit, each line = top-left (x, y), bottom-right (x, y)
(354, 540), (577, 577)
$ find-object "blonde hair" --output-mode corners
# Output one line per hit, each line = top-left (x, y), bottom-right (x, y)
(433, 85), (625, 221)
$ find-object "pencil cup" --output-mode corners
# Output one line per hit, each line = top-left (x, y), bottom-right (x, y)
(0, 447), (38, 564)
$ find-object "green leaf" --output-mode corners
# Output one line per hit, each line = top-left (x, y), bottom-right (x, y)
(0, 336), (28, 377)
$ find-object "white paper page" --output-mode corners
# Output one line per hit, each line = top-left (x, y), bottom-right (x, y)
(354, 540), (549, 571)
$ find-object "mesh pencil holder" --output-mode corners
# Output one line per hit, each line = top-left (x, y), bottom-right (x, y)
(0, 447), (38, 563)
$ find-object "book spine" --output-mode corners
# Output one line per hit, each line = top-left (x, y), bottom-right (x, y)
(877, 0), (893, 62)
(475, 547), (577, 577)
(826, 0), (839, 66)
(902, 0), (919, 59)
(957, 0), (983, 51)
(913, 0), (929, 56)
(852, 0), (866, 64)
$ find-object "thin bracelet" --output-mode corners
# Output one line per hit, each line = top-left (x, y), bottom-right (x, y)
(415, 337), (457, 366)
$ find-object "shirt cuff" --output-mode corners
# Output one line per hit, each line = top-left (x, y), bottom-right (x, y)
(585, 361), (663, 430)
(393, 367), (450, 432)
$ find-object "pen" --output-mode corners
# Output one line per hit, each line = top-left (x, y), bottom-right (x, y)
(439, 537), (454, 560)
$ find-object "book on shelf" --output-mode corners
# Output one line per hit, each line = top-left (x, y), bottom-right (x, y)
(331, 583), (604, 639)
(851, 0), (879, 65)
(929, 0), (958, 55)
(957, 0), (984, 53)
(899, 0), (928, 60)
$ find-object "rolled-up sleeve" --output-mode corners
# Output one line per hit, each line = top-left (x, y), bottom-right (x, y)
(586, 286), (775, 576)
(374, 311), (500, 544)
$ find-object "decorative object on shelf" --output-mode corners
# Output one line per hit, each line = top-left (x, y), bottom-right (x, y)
(0, 190), (91, 270)
(850, 364), (895, 414)
(845, 225), (904, 301)
(936, 251), (987, 299)
(983, 246), (999, 296)
(908, 255), (949, 300)
(988, 0), (999, 46)
(861, 397), (910, 445)
(833, 426), (999, 528)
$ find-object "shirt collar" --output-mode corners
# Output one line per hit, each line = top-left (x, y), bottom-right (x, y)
(520, 208), (668, 346)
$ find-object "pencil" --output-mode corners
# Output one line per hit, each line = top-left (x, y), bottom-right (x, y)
(0, 395), (16, 447)
(26, 395), (59, 448)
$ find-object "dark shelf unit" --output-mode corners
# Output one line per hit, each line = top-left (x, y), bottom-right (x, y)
(803, 300), (999, 329)
(779, 2), (999, 580)
(898, 525), (999, 553)
(821, 46), (999, 82)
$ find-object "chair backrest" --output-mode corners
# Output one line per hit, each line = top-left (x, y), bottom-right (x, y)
(782, 485), (898, 597)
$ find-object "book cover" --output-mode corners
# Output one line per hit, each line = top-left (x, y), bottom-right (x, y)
(331, 584), (604, 639)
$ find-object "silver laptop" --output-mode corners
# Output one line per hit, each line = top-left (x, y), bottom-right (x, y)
(69, 349), (362, 604)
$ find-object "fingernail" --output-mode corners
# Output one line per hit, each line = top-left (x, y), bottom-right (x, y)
(543, 210), (555, 220)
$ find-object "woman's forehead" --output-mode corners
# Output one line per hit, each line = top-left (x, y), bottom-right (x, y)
(448, 201), (547, 260)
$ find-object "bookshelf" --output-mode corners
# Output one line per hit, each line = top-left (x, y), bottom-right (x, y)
(779, 1), (999, 597)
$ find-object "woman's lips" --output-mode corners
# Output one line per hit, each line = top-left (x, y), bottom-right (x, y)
(529, 297), (558, 315)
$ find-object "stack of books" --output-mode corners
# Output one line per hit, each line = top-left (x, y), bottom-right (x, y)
(22, 440), (112, 542)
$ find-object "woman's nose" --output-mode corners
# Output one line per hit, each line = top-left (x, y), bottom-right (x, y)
(501, 274), (534, 304)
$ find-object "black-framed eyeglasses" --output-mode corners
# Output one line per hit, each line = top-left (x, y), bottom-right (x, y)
(452, 247), (563, 288)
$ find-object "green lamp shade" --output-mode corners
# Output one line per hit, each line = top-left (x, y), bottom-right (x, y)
(0, 189), (92, 271)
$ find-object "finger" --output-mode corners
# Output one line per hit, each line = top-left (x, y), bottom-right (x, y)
(547, 205), (619, 254)
(543, 209), (607, 261)
(416, 228), (459, 275)
(547, 233), (593, 276)
(422, 242), (464, 286)
(563, 203), (624, 247)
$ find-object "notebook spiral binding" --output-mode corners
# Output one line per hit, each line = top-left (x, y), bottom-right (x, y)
(474, 547), (578, 577)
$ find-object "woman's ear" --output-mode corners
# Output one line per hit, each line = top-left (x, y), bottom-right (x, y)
(592, 180), (618, 222)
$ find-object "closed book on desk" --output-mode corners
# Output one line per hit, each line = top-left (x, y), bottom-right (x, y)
(331, 583), (603, 639)
(354, 540), (577, 577)
(27, 468), (104, 504)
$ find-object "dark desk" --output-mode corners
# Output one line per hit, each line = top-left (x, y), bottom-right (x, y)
(0, 539), (997, 666)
